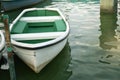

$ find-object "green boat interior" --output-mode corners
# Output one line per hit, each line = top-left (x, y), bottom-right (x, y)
(11, 10), (67, 43)
(11, 19), (66, 34)
(23, 9), (60, 16)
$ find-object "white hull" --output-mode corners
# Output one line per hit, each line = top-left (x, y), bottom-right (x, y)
(13, 39), (67, 73)
(0, 30), (5, 60)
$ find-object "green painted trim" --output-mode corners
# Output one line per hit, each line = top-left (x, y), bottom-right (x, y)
(18, 39), (53, 44)
(7, 47), (12, 52)
(3, 15), (9, 20)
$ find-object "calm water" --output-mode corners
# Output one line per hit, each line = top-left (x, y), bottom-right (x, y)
(1, 0), (120, 80)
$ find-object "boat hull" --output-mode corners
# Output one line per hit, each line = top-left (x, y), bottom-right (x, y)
(1, 0), (44, 11)
(13, 38), (67, 73)
(0, 30), (5, 60)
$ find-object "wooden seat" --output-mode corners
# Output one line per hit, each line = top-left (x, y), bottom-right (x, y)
(20, 16), (62, 22)
(11, 32), (65, 41)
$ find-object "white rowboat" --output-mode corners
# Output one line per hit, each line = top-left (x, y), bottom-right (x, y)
(10, 8), (70, 73)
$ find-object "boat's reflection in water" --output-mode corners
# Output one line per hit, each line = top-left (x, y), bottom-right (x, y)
(0, 41), (72, 80)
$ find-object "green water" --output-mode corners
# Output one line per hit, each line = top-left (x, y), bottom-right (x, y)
(1, 0), (120, 80)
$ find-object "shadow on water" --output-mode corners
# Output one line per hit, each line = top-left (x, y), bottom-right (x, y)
(99, 13), (117, 50)
(0, 42), (72, 80)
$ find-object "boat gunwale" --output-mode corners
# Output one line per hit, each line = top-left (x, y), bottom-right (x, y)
(12, 33), (69, 50)
(10, 8), (70, 49)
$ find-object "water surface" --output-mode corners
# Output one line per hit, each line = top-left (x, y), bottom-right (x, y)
(1, 0), (120, 80)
